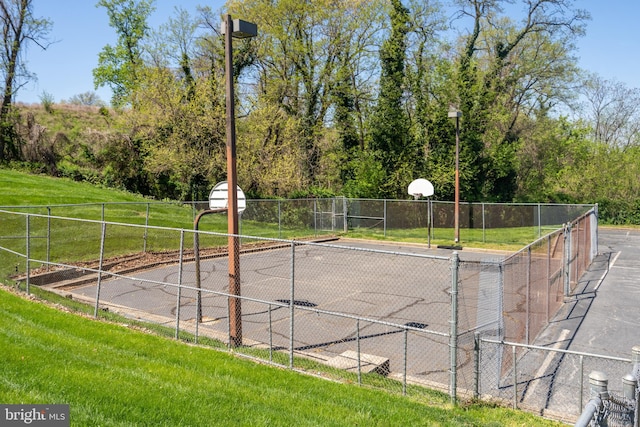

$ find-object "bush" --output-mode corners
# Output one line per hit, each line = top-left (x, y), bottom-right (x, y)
(597, 198), (640, 225)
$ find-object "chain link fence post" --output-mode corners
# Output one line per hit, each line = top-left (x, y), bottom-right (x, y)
(575, 371), (608, 427)
(25, 215), (30, 295)
(632, 346), (640, 427)
(93, 222), (107, 318)
(449, 251), (459, 405)
(289, 241), (295, 369)
(46, 207), (51, 271)
(513, 345), (518, 410)
(174, 230), (185, 340)
(564, 223), (572, 296)
(474, 332), (480, 399)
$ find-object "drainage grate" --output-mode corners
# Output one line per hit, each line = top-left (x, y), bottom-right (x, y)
(405, 322), (428, 329)
(275, 299), (317, 308)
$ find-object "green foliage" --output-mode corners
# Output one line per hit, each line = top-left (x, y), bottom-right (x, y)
(38, 91), (55, 113)
(597, 199), (640, 225)
(368, 0), (411, 197)
(94, 0), (156, 106)
(341, 149), (387, 198)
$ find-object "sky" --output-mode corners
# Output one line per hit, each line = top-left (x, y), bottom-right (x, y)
(15, 0), (640, 105)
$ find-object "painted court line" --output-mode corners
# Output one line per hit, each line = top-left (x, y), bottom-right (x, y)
(525, 328), (571, 400)
(593, 251), (620, 292)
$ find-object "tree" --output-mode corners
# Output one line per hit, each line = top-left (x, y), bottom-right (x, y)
(228, 0), (385, 188)
(367, 0), (411, 197)
(0, 0), (52, 161)
(66, 91), (105, 106)
(450, 0), (589, 201)
(580, 74), (640, 148)
(93, 0), (155, 107)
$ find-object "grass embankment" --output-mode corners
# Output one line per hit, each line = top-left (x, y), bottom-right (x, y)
(0, 287), (562, 426)
(0, 167), (534, 250)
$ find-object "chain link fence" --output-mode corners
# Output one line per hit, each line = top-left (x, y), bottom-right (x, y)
(1, 198), (595, 245)
(476, 339), (637, 424)
(0, 201), (599, 422)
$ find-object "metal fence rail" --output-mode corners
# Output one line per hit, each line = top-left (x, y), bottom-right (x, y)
(0, 203), (599, 423)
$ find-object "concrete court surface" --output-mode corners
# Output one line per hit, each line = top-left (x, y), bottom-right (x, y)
(57, 237), (505, 391)
(54, 227), (640, 361)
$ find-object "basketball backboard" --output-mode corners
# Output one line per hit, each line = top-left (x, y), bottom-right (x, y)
(408, 179), (434, 198)
(209, 181), (246, 214)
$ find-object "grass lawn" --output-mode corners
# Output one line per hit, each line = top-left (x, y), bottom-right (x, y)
(0, 286), (563, 426)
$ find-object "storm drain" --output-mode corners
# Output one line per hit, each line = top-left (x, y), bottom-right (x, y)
(275, 299), (317, 307)
(325, 350), (390, 376)
(404, 322), (428, 329)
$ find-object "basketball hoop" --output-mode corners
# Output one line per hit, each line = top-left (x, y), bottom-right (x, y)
(407, 179), (435, 248)
(407, 179), (434, 199)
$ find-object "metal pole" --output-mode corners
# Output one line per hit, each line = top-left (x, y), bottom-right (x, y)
(547, 235), (551, 323)
(289, 241), (295, 369)
(356, 319), (362, 385)
(537, 203), (542, 239)
(332, 198), (336, 232)
(526, 247), (531, 344)
(449, 251), (460, 404)
(403, 328), (408, 395)
(194, 208), (227, 324)
(143, 203), (150, 253)
(25, 215), (30, 294)
(94, 222), (107, 318)
(632, 345), (640, 427)
(46, 207), (51, 271)
(383, 199), (387, 237)
(564, 224), (571, 296)
(481, 202), (486, 243)
(512, 345), (518, 409)
(175, 230), (184, 339)
(474, 332), (480, 399)
(343, 197), (348, 233)
(427, 198), (431, 248)
(225, 13), (242, 347)
(579, 355), (584, 413)
(278, 200), (282, 239)
(268, 304), (273, 363)
(454, 115), (460, 244)
(574, 371), (608, 427)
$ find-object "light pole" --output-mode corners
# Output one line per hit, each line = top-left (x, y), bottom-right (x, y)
(448, 110), (462, 245)
(223, 14), (257, 347)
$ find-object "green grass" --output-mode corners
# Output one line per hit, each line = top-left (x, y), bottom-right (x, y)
(344, 226), (548, 251)
(0, 169), (334, 279)
(0, 286), (563, 426)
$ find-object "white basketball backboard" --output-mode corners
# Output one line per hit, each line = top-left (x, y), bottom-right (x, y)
(209, 181), (246, 214)
(408, 179), (434, 198)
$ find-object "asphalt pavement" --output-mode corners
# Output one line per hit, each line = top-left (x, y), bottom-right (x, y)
(535, 227), (640, 359)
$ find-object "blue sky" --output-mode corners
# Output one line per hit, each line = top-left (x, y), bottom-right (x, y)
(15, 0), (640, 104)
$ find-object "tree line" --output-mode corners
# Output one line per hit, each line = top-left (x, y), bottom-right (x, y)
(1, 0), (639, 223)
